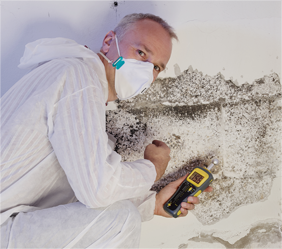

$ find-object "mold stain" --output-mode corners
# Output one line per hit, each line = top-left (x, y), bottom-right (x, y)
(151, 158), (207, 193)
(110, 1), (119, 21)
(106, 66), (281, 225)
(178, 243), (188, 249)
(187, 220), (282, 248)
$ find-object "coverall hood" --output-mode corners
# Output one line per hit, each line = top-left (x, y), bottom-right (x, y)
(18, 37), (98, 70)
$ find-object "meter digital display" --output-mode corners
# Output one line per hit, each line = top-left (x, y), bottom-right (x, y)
(189, 171), (204, 184)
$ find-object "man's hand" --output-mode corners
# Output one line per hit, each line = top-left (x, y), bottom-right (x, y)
(144, 140), (171, 182)
(154, 174), (213, 218)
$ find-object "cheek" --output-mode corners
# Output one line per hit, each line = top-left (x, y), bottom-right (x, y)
(152, 71), (159, 82)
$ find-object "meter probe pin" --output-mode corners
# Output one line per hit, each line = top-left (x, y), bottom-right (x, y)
(207, 158), (219, 170)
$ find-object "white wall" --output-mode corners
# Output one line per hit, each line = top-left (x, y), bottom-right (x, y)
(1, 1), (280, 96)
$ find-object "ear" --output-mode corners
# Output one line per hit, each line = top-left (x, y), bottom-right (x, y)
(101, 30), (115, 54)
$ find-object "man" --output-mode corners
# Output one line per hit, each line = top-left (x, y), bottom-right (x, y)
(1, 13), (212, 248)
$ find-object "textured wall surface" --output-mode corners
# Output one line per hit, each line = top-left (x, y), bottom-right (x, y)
(106, 67), (281, 247)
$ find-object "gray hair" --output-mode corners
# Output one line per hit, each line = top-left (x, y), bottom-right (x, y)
(114, 13), (178, 41)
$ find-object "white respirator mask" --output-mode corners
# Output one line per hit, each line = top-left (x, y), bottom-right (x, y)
(99, 35), (154, 100)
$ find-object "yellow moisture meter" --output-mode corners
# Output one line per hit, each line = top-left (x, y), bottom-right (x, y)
(163, 158), (219, 218)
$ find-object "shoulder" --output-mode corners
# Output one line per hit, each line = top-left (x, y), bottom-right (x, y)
(42, 57), (94, 72)
(34, 57), (101, 85)
(27, 57), (103, 100)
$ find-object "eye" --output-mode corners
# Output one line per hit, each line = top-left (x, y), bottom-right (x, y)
(154, 65), (161, 72)
(138, 50), (145, 57)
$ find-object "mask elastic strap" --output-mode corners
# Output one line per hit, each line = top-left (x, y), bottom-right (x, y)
(99, 35), (125, 69)
(115, 35), (121, 57)
(98, 35), (120, 63)
(112, 35), (125, 69)
(98, 52), (112, 64)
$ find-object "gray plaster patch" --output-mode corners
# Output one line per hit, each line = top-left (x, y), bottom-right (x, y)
(187, 220), (282, 248)
(174, 63), (182, 77)
(106, 68), (281, 225)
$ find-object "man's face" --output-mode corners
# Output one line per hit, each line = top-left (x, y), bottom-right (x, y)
(106, 19), (173, 83)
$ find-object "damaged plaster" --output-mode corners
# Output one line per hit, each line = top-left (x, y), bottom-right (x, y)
(106, 67), (281, 226)
(184, 219), (282, 249)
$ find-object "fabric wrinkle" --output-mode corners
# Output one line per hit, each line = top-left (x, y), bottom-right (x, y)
(1, 38), (157, 248)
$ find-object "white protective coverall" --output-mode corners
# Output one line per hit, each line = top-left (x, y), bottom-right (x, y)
(0, 38), (157, 248)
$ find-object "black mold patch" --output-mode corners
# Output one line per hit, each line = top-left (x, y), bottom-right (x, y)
(106, 111), (148, 154)
(151, 158), (207, 193)
(123, 103), (221, 121)
(117, 72), (281, 109)
(105, 67), (281, 225)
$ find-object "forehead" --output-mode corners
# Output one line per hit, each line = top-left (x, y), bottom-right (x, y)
(122, 19), (172, 65)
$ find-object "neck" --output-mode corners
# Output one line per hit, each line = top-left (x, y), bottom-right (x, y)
(98, 52), (118, 102)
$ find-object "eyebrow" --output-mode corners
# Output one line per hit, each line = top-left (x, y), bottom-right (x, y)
(139, 44), (166, 71)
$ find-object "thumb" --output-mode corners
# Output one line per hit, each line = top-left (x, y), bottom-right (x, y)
(170, 173), (189, 188)
(152, 140), (166, 147)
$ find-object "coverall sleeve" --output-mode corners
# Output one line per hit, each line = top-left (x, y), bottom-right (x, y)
(129, 191), (156, 222)
(48, 60), (157, 209)
(107, 133), (156, 222)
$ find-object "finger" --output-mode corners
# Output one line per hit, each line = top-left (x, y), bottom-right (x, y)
(180, 207), (188, 216)
(152, 140), (164, 147)
(145, 144), (157, 150)
(187, 196), (199, 204)
(169, 173), (189, 188)
(181, 202), (195, 210)
(177, 173), (189, 183)
(152, 140), (170, 152)
(203, 186), (213, 192)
